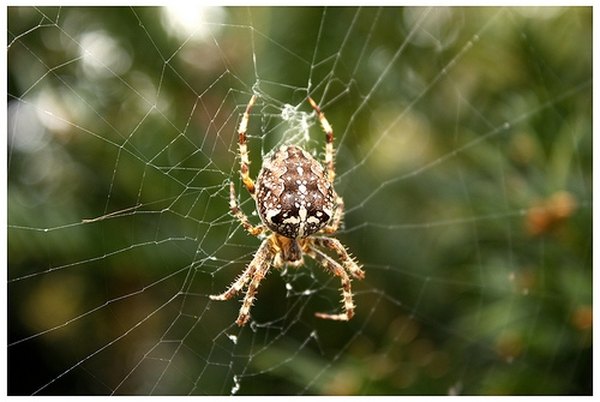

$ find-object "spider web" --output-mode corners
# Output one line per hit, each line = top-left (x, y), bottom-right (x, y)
(7, 6), (592, 395)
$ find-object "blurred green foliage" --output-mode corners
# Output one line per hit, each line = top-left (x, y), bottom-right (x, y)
(8, 6), (591, 395)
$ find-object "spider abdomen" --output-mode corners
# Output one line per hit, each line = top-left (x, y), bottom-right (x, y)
(256, 145), (336, 239)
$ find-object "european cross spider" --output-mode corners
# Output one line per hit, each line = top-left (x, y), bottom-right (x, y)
(210, 95), (364, 326)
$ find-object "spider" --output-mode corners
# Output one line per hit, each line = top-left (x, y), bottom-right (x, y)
(210, 95), (364, 327)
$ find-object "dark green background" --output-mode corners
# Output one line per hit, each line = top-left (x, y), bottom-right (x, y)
(8, 7), (591, 395)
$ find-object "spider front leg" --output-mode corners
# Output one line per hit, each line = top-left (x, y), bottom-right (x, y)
(315, 237), (365, 280)
(209, 257), (255, 301)
(307, 246), (356, 321)
(210, 236), (276, 327)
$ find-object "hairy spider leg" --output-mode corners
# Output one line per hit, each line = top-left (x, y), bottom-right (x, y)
(322, 194), (345, 235)
(307, 96), (335, 183)
(238, 94), (258, 196)
(235, 237), (277, 326)
(315, 237), (365, 280)
(307, 246), (356, 321)
(210, 236), (276, 326)
(209, 256), (256, 301)
(229, 181), (264, 237)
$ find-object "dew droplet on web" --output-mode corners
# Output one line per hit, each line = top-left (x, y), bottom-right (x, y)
(227, 334), (238, 344)
(230, 375), (240, 395)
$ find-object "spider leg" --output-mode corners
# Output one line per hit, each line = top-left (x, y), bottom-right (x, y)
(307, 97), (335, 183)
(322, 194), (344, 234)
(238, 95), (258, 196)
(229, 181), (264, 237)
(314, 237), (365, 280)
(210, 236), (276, 327)
(307, 246), (356, 321)
(209, 258), (255, 301)
(235, 237), (277, 326)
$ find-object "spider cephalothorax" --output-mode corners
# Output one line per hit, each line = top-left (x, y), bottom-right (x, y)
(210, 95), (364, 327)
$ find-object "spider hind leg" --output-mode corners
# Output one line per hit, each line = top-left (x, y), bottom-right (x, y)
(229, 181), (264, 237)
(238, 95), (258, 196)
